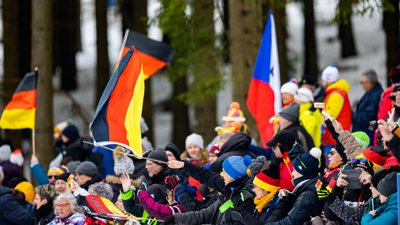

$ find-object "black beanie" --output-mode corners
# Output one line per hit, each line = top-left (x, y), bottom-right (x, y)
(371, 169), (392, 188)
(266, 130), (296, 152)
(298, 75), (315, 86)
(378, 172), (397, 197)
(147, 184), (168, 205)
(351, 158), (374, 176)
(165, 143), (181, 161)
(56, 173), (70, 182)
(147, 148), (168, 167)
(62, 125), (80, 142)
(332, 144), (347, 163)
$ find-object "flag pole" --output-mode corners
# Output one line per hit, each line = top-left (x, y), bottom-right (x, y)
(32, 66), (38, 156)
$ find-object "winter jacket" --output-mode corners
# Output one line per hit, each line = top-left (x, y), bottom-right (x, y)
(322, 163), (343, 221)
(138, 190), (185, 220)
(299, 102), (323, 148)
(323, 79), (352, 145)
(150, 166), (183, 189)
(92, 144), (115, 178)
(120, 189), (145, 217)
(209, 132), (256, 174)
(352, 83), (383, 142)
(30, 162), (49, 186)
(248, 145), (273, 160)
(385, 128), (400, 163)
(80, 173), (104, 190)
(0, 160), (22, 187)
(361, 192), (398, 225)
(178, 190), (219, 212)
(282, 122), (315, 152)
(34, 207), (55, 225)
(62, 137), (92, 162)
(48, 212), (86, 225)
(130, 157), (150, 179)
(313, 84), (327, 103)
(378, 85), (397, 121)
(0, 185), (35, 225)
(338, 131), (365, 161)
(252, 193), (289, 223)
(181, 161), (256, 213)
(181, 150), (209, 200)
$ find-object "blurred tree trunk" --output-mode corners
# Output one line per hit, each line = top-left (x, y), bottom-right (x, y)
(338, 0), (357, 58)
(262, 1), (288, 83)
(32, 0), (54, 172)
(303, 0), (318, 80)
(229, 0), (262, 143)
(192, 0), (217, 145)
(222, 0), (230, 63)
(120, 0), (154, 143)
(383, 0), (400, 86)
(95, 0), (110, 104)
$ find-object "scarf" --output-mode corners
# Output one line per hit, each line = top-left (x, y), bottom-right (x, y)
(328, 161), (343, 170)
(293, 173), (317, 186)
(34, 201), (53, 219)
(254, 187), (280, 212)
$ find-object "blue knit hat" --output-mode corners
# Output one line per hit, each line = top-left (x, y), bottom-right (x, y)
(293, 148), (321, 175)
(222, 155), (252, 179)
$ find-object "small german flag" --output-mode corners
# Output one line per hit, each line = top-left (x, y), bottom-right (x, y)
(0, 71), (38, 129)
(117, 30), (174, 79)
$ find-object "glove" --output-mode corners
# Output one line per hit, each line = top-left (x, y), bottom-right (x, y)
(163, 215), (175, 225)
(138, 175), (150, 194)
(165, 174), (181, 191)
(315, 179), (330, 201)
(247, 156), (266, 179)
(173, 184), (190, 201)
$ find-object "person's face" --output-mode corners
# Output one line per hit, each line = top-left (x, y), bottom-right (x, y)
(379, 194), (388, 204)
(56, 198), (72, 219)
(75, 173), (92, 186)
(34, 193), (47, 210)
(282, 93), (294, 104)
(360, 75), (373, 92)
(369, 185), (380, 199)
(208, 154), (217, 164)
(145, 160), (163, 177)
(165, 151), (177, 161)
(61, 135), (69, 143)
(55, 180), (67, 194)
(328, 149), (342, 165)
(272, 145), (282, 159)
(300, 84), (315, 92)
(252, 184), (269, 199)
(48, 172), (59, 183)
(187, 144), (201, 158)
(279, 117), (291, 129)
(115, 195), (125, 211)
(221, 169), (235, 185)
(322, 80), (331, 89)
(217, 137), (226, 149)
(291, 169), (302, 180)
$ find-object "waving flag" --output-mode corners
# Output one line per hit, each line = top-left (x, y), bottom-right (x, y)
(117, 30), (174, 79)
(0, 71), (38, 129)
(91, 46), (144, 156)
(247, 10), (281, 146)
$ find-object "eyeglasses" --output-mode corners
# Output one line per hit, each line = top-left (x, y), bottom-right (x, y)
(329, 151), (337, 156)
(146, 162), (155, 166)
(48, 175), (59, 179)
(209, 155), (217, 158)
(54, 203), (70, 208)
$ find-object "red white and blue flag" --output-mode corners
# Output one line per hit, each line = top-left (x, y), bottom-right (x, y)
(247, 10), (281, 146)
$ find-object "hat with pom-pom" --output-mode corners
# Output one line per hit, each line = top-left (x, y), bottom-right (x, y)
(0, 145), (12, 164)
(253, 163), (280, 192)
(222, 102), (246, 122)
(10, 149), (24, 167)
(113, 146), (135, 176)
(322, 64), (339, 82)
(222, 155), (252, 180)
(293, 148), (321, 176)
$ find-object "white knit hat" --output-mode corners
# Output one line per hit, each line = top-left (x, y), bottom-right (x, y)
(295, 87), (314, 103)
(0, 145), (12, 164)
(185, 133), (204, 149)
(322, 64), (340, 82)
(281, 81), (298, 96)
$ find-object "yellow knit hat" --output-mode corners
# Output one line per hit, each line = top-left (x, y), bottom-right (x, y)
(15, 181), (35, 202)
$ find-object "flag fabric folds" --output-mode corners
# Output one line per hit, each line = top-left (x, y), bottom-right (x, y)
(118, 30), (174, 79)
(91, 46), (145, 156)
(0, 71), (38, 129)
(247, 10), (281, 146)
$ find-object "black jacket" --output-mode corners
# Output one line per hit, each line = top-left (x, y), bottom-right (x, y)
(62, 137), (93, 162)
(34, 208), (54, 225)
(80, 173), (104, 190)
(283, 122), (315, 152)
(210, 132), (256, 174)
(386, 129), (400, 162)
(314, 84), (327, 103)
(0, 185), (34, 225)
(252, 195), (289, 223)
(179, 190), (219, 212)
(150, 166), (184, 188)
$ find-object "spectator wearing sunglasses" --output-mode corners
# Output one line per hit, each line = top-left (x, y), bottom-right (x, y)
(30, 154), (69, 186)
(49, 193), (86, 225)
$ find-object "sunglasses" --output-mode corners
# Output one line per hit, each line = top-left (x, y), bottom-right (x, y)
(54, 203), (70, 208)
(329, 151), (337, 156)
(48, 175), (59, 179)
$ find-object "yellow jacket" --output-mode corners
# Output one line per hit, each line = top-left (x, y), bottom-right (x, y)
(299, 102), (323, 148)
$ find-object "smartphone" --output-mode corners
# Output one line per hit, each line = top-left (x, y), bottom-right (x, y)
(342, 169), (362, 190)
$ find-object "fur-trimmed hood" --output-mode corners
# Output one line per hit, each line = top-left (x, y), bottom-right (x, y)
(106, 175), (141, 188)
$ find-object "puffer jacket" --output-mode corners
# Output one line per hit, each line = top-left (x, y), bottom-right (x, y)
(0, 160), (22, 187)
(338, 131), (365, 161)
(361, 192), (398, 225)
(62, 137), (92, 162)
(138, 190), (185, 220)
(299, 102), (323, 148)
(0, 185), (34, 225)
(323, 79), (352, 145)
(377, 85), (397, 121)
(282, 122), (315, 152)
(385, 127), (400, 163)
(209, 132), (256, 174)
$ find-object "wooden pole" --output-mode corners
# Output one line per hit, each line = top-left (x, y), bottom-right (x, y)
(32, 128), (36, 156)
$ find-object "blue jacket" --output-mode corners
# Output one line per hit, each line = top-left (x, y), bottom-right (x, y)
(92, 144), (115, 178)
(361, 192), (398, 225)
(0, 185), (34, 225)
(352, 83), (383, 142)
(30, 162), (49, 186)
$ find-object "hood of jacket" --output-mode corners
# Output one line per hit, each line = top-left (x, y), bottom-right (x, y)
(0, 185), (12, 197)
(326, 79), (350, 93)
(379, 192), (398, 214)
(218, 132), (252, 156)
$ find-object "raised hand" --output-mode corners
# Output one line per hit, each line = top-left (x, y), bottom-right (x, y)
(378, 119), (394, 141)
(359, 171), (372, 185)
(168, 160), (184, 169)
(120, 173), (133, 193)
(388, 108), (396, 129)
(165, 174), (181, 191)
(69, 178), (79, 192)
(336, 172), (348, 188)
(332, 119), (344, 134)
(30, 155), (38, 164)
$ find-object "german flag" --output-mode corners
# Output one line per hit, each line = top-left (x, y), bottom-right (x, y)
(117, 30), (174, 79)
(91, 46), (144, 156)
(0, 71), (37, 129)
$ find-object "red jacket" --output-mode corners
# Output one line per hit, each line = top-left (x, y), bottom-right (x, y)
(378, 85), (396, 121)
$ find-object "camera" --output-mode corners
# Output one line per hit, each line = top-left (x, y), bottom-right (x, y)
(367, 120), (377, 131)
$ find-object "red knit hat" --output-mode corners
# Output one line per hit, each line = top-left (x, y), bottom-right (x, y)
(209, 145), (220, 155)
(253, 164), (280, 191)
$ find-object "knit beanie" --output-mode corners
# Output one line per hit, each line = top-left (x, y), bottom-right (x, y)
(371, 169), (392, 188)
(321, 64), (340, 82)
(352, 132), (370, 150)
(66, 160), (81, 173)
(10, 149), (24, 166)
(75, 161), (98, 178)
(377, 172), (397, 197)
(165, 143), (181, 160)
(389, 66), (400, 84)
(185, 133), (204, 150)
(54, 119), (73, 136)
(266, 130), (296, 149)
(279, 102), (300, 122)
(253, 163), (280, 191)
(0, 145), (12, 164)
(332, 144), (347, 162)
(356, 147), (390, 170)
(147, 148), (168, 167)
(56, 173), (70, 182)
(147, 184), (168, 205)
(351, 158), (374, 176)
(61, 125), (80, 142)
(222, 155), (252, 180)
(140, 117), (149, 134)
(209, 144), (220, 155)
(15, 181), (35, 202)
(293, 148), (321, 175)
(48, 165), (69, 176)
(298, 75), (315, 86)
(281, 81), (298, 96)
(295, 88), (314, 103)
(113, 146), (135, 176)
